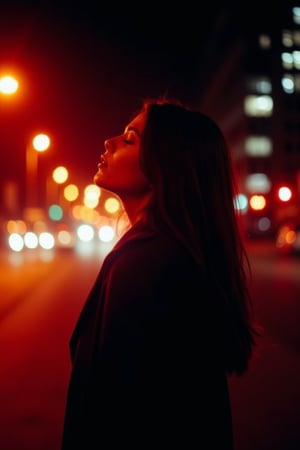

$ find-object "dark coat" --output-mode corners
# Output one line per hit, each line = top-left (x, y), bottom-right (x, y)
(61, 221), (234, 449)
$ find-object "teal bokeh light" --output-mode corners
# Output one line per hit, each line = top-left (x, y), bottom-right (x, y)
(48, 204), (63, 221)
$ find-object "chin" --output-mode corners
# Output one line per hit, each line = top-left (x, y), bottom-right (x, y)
(93, 172), (101, 186)
(94, 174), (111, 192)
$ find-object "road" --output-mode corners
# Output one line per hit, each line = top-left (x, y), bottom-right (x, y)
(0, 244), (107, 450)
(0, 239), (300, 450)
(229, 241), (300, 450)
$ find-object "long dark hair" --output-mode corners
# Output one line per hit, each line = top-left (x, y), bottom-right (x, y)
(138, 97), (258, 375)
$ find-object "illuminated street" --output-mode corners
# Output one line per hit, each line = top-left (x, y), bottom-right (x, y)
(0, 244), (109, 450)
(0, 240), (299, 450)
(0, 3), (300, 449)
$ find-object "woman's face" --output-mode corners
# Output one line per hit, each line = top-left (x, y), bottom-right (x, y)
(94, 111), (149, 197)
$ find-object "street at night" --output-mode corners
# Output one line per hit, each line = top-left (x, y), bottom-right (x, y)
(1, 3), (300, 450)
(0, 239), (300, 450)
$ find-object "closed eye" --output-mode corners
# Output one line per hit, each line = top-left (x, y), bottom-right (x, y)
(123, 128), (140, 144)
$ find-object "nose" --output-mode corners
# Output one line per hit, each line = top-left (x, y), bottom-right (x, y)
(104, 138), (114, 153)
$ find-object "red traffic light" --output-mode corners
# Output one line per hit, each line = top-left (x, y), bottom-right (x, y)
(277, 185), (293, 202)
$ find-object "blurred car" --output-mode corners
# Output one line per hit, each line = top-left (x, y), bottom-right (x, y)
(275, 223), (300, 255)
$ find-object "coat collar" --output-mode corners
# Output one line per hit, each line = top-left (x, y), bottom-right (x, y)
(111, 219), (156, 253)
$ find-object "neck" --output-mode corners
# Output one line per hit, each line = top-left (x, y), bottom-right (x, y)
(120, 192), (151, 226)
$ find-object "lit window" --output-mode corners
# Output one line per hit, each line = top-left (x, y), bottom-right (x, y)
(282, 30), (293, 47)
(282, 52), (293, 70)
(281, 74), (294, 93)
(292, 7), (300, 25)
(258, 34), (271, 49)
(295, 75), (300, 92)
(245, 136), (272, 157)
(293, 51), (300, 70)
(293, 30), (300, 46)
(244, 95), (273, 117)
(245, 173), (271, 194)
(246, 76), (272, 94)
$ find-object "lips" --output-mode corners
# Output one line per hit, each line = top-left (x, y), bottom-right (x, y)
(98, 154), (108, 168)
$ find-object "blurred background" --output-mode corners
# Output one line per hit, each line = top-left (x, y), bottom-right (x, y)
(1, 1), (300, 248)
(1, 2), (300, 450)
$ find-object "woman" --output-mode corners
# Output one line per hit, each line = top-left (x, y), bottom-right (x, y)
(61, 98), (257, 449)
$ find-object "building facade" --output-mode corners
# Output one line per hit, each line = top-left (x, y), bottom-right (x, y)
(240, 5), (300, 237)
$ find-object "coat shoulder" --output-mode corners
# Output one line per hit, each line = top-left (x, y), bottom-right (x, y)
(113, 227), (195, 271)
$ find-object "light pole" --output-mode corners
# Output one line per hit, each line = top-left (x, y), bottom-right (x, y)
(25, 133), (50, 215)
(0, 74), (19, 216)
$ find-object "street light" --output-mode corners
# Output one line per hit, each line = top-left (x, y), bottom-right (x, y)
(0, 74), (20, 216)
(0, 75), (19, 95)
(25, 133), (50, 216)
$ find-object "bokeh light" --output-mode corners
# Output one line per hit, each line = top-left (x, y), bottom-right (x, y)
(53, 166), (68, 184)
(48, 204), (64, 221)
(0, 75), (19, 94)
(32, 133), (50, 152)
(104, 197), (121, 214)
(64, 184), (79, 202)
(24, 231), (39, 249)
(76, 224), (95, 242)
(8, 233), (24, 252)
(39, 232), (55, 249)
(98, 225), (115, 242)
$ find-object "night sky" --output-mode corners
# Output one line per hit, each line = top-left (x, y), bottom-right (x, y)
(0, 1), (293, 194)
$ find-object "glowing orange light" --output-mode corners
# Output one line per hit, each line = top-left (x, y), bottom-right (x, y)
(249, 194), (266, 211)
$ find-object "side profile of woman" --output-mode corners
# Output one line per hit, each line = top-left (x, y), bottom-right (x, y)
(61, 97), (257, 450)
